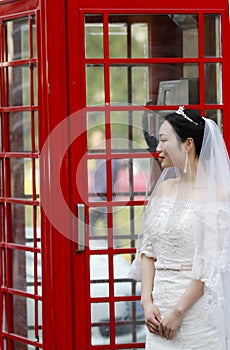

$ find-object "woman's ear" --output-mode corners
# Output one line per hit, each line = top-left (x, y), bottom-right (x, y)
(184, 137), (194, 152)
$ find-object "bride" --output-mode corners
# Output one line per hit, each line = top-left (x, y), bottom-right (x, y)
(129, 107), (230, 349)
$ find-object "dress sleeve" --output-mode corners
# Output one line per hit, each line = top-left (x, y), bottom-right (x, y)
(128, 207), (157, 281)
(138, 228), (157, 259)
(192, 203), (230, 347)
(192, 204), (230, 283)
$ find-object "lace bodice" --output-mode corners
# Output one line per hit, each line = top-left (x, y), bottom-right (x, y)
(129, 197), (230, 284)
(139, 198), (198, 265)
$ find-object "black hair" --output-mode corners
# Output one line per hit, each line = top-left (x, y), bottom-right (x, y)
(164, 109), (205, 157)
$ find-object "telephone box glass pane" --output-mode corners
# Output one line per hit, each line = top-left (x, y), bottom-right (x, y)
(108, 14), (198, 58)
(4, 17), (29, 61)
(110, 63), (199, 106)
(204, 63), (222, 104)
(5, 66), (31, 106)
(204, 14), (221, 57)
(115, 301), (145, 343)
(205, 110), (223, 131)
(91, 302), (110, 345)
(86, 65), (105, 105)
(85, 15), (104, 58)
(109, 22), (128, 58)
(9, 112), (32, 152)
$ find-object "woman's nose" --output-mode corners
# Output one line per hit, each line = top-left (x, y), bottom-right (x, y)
(156, 142), (161, 152)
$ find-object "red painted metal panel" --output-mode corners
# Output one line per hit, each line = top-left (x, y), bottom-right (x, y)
(40, 0), (75, 349)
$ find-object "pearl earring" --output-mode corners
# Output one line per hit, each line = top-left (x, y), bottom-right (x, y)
(184, 150), (188, 173)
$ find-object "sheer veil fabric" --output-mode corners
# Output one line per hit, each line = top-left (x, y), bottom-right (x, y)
(129, 118), (230, 349)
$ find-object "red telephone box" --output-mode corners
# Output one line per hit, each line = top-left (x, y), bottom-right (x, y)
(0, 0), (229, 349)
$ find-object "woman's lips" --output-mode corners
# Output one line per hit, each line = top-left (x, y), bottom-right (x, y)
(158, 156), (164, 162)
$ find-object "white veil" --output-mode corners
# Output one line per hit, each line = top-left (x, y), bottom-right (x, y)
(129, 116), (230, 348)
(192, 118), (230, 348)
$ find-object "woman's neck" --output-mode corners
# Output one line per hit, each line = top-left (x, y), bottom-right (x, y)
(179, 157), (198, 185)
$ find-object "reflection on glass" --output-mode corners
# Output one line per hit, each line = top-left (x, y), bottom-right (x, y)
(115, 301), (145, 344)
(11, 204), (25, 245)
(35, 158), (40, 197)
(91, 302), (110, 345)
(204, 14), (221, 57)
(113, 206), (144, 248)
(89, 230), (108, 250)
(11, 294), (41, 343)
(3, 15), (36, 59)
(85, 15), (104, 58)
(89, 206), (107, 243)
(110, 110), (162, 153)
(36, 206), (41, 240)
(4, 17), (29, 61)
(24, 206), (41, 247)
(33, 64), (38, 106)
(34, 111), (39, 152)
(9, 112), (32, 152)
(10, 158), (33, 199)
(110, 64), (150, 104)
(90, 254), (109, 297)
(110, 113), (129, 151)
(12, 294), (28, 338)
(0, 204), (5, 241)
(87, 113), (105, 151)
(108, 14), (198, 58)
(131, 23), (148, 58)
(37, 300), (43, 339)
(88, 127), (106, 153)
(37, 253), (42, 294)
(86, 65), (105, 106)
(110, 66), (128, 104)
(11, 250), (29, 291)
(6, 66), (30, 106)
(131, 66), (149, 105)
(91, 281), (109, 298)
(108, 16), (149, 58)
(205, 110), (223, 132)
(6, 201), (38, 246)
(109, 23), (127, 58)
(32, 16), (37, 58)
(112, 158), (152, 203)
(113, 254), (142, 295)
(26, 299), (36, 340)
(88, 159), (107, 202)
(204, 63), (222, 104)
(109, 63), (199, 106)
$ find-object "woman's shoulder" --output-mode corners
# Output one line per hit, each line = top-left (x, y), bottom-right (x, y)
(157, 178), (178, 194)
(154, 178), (178, 197)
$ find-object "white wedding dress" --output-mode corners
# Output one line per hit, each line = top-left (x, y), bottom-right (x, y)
(138, 198), (226, 350)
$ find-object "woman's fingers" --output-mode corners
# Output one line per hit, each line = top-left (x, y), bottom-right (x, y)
(145, 318), (160, 334)
(160, 325), (174, 340)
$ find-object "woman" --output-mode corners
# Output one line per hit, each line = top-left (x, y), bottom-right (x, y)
(129, 107), (230, 349)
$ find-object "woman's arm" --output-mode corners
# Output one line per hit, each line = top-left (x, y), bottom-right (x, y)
(160, 279), (204, 340)
(141, 255), (161, 334)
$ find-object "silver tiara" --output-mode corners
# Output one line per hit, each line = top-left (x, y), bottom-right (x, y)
(176, 106), (198, 126)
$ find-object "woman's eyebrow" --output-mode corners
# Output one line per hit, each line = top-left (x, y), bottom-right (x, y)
(159, 132), (167, 137)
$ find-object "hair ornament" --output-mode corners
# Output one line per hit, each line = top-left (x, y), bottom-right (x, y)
(176, 106), (198, 126)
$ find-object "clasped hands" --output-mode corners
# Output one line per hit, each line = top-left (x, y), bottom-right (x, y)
(143, 303), (183, 340)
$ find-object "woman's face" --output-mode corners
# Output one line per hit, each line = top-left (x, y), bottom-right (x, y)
(156, 121), (184, 169)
